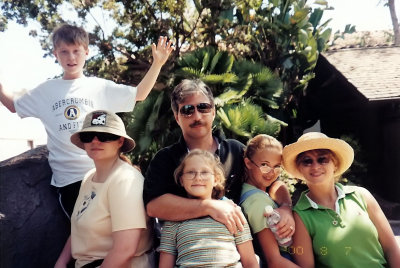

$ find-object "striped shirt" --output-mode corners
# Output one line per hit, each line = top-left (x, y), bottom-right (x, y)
(160, 216), (253, 267)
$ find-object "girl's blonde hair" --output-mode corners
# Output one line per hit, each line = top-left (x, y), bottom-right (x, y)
(174, 149), (226, 199)
(244, 134), (283, 159)
(244, 134), (283, 181)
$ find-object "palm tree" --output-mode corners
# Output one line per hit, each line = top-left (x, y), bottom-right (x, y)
(126, 46), (286, 170)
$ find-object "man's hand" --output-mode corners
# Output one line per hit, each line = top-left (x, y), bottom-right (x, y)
(151, 36), (174, 67)
(204, 199), (246, 234)
(266, 206), (295, 238)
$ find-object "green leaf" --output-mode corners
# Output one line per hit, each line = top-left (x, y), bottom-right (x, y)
(319, 28), (332, 41)
(290, 9), (308, 24)
(314, 0), (328, 6)
(309, 8), (323, 28)
(298, 29), (309, 46)
(216, 108), (231, 127)
(215, 88), (244, 106)
(201, 51), (211, 73)
(209, 51), (223, 73)
(215, 100), (286, 141)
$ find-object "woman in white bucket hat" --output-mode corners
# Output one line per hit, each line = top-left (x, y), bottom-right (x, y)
(282, 132), (400, 268)
(55, 110), (154, 268)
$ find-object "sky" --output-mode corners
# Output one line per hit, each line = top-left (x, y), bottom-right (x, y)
(0, 0), (398, 160)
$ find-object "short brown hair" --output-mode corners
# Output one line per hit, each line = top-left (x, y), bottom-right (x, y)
(51, 24), (89, 50)
(170, 79), (214, 114)
(174, 149), (225, 200)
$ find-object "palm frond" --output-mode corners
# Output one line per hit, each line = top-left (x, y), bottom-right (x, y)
(215, 99), (286, 141)
(211, 51), (235, 73)
(202, 73), (238, 84)
(231, 59), (282, 104)
(215, 88), (246, 106)
(176, 67), (203, 78)
(126, 91), (160, 152)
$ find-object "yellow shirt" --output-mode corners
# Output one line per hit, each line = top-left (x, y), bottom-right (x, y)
(71, 159), (152, 267)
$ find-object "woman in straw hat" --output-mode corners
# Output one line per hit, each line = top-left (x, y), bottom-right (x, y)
(55, 110), (154, 268)
(282, 132), (400, 268)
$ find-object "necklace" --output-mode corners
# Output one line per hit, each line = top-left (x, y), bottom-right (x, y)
(325, 209), (339, 226)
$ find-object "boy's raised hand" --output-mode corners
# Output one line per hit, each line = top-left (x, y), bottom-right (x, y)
(151, 36), (174, 67)
(136, 36), (175, 100)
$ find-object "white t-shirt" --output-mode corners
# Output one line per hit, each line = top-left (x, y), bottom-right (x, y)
(71, 159), (152, 267)
(14, 76), (137, 187)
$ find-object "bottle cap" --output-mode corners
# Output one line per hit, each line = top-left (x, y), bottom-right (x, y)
(265, 205), (273, 215)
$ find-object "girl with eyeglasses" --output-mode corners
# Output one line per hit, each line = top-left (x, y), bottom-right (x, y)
(240, 134), (299, 268)
(158, 149), (259, 268)
(283, 132), (400, 268)
(55, 110), (154, 268)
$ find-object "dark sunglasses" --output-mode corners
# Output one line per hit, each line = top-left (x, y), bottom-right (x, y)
(179, 103), (213, 117)
(79, 132), (121, 143)
(300, 156), (331, 167)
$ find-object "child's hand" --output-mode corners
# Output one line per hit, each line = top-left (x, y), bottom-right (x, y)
(151, 36), (174, 67)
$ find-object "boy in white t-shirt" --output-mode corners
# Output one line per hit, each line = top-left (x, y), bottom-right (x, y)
(0, 24), (174, 217)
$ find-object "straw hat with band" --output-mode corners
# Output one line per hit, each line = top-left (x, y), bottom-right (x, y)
(282, 132), (354, 180)
(70, 110), (135, 153)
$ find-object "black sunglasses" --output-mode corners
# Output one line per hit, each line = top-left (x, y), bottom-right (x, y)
(179, 103), (213, 117)
(79, 132), (121, 143)
(300, 156), (331, 167)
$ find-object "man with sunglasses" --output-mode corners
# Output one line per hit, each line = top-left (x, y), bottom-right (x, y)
(144, 79), (294, 236)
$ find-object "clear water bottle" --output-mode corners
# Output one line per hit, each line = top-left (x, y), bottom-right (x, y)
(265, 205), (293, 247)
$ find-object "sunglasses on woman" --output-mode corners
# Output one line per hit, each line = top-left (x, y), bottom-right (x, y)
(79, 132), (121, 143)
(300, 156), (331, 167)
(179, 103), (213, 117)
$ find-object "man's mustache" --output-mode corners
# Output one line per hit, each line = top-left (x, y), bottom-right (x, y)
(190, 121), (204, 128)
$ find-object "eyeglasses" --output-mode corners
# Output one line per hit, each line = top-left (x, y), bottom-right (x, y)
(181, 171), (214, 180)
(299, 156), (331, 167)
(249, 158), (281, 174)
(179, 103), (213, 117)
(79, 132), (121, 143)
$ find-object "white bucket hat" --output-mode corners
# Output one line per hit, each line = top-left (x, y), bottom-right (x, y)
(70, 110), (135, 153)
(282, 132), (354, 179)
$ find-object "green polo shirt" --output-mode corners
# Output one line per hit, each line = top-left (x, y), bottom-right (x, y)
(294, 183), (387, 268)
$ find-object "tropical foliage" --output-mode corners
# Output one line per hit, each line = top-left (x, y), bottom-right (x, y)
(126, 46), (285, 163)
(1, 0), (334, 170)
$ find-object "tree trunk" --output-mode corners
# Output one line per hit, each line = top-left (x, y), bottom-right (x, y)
(388, 0), (400, 46)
